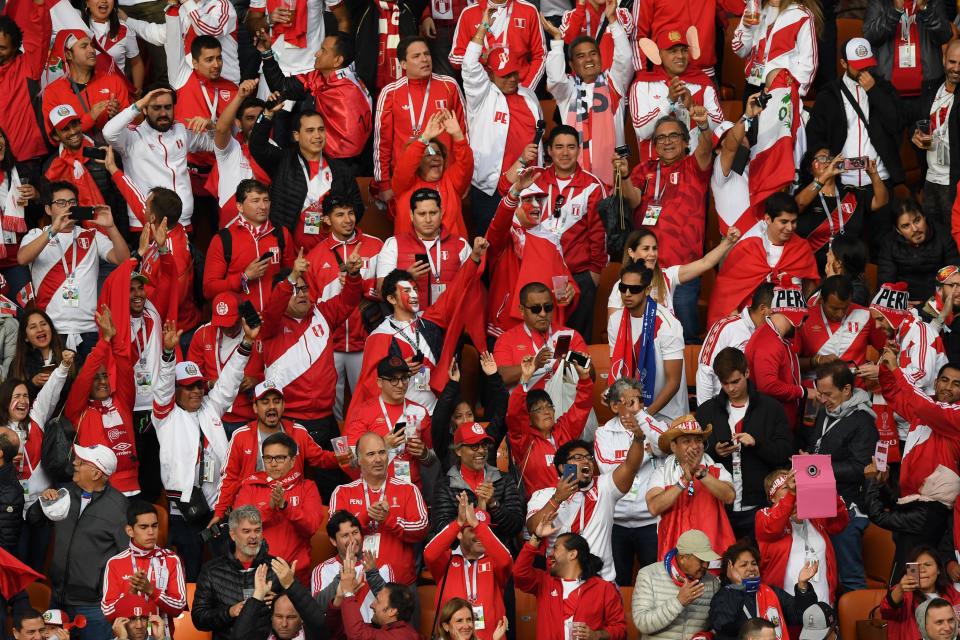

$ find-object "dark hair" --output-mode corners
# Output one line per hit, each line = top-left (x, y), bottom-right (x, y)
(293, 109), (324, 134)
(893, 198), (923, 226)
(12, 608), (42, 631)
(327, 31), (355, 67)
(620, 262), (655, 289)
(190, 34), (222, 59)
(397, 36), (429, 62)
(126, 499), (157, 526)
(798, 146), (834, 187)
(714, 347), (748, 384)
(553, 439), (592, 473)
(236, 179), (269, 204)
(383, 583), (416, 622)
(0, 378), (29, 430)
(519, 281), (551, 306)
(525, 388), (553, 413)
(546, 124), (580, 147)
(828, 235), (867, 279)
(322, 192), (357, 217)
(10, 309), (69, 386)
(622, 229), (657, 267)
(147, 187), (182, 228)
(326, 509), (362, 539)
(764, 192), (799, 220)
(555, 532), (603, 580)
(938, 362), (960, 378)
(273, 268), (293, 287)
(569, 35), (599, 56)
(815, 359), (854, 390)
(438, 597), (474, 640)
(820, 275), (853, 303)
(382, 269), (416, 303)
(653, 114), (690, 142)
(739, 618), (777, 640)
(719, 540), (761, 586)
(410, 187), (441, 211)
(262, 432), (298, 457)
(749, 282), (775, 310)
(0, 16), (23, 53)
(237, 97), (266, 121)
(143, 82), (177, 104)
(908, 544), (952, 595)
(46, 180), (80, 204)
(0, 128), (14, 176)
(0, 429), (18, 465)
(925, 597), (955, 624)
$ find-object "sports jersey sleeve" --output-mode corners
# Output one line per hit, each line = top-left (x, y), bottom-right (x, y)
(372, 86), (394, 187)
(381, 485), (429, 542)
(214, 436), (245, 517)
(375, 237), (399, 279)
(658, 314), (683, 362)
(545, 40), (575, 104)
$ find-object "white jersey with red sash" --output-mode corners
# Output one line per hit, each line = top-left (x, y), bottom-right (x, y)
(364, 316), (440, 410)
(798, 304), (872, 371)
(803, 191), (859, 254)
(263, 304), (333, 395)
(208, 136), (272, 228)
(293, 158), (333, 254)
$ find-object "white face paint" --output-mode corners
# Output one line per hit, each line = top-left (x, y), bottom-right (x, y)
(396, 280), (420, 313)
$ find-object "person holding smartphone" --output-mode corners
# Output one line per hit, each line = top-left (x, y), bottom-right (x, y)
(880, 545), (960, 640)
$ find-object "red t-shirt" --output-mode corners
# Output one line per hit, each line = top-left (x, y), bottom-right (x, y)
(630, 155), (711, 266)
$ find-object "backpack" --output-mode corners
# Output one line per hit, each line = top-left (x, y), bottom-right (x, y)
(219, 226), (286, 264)
(40, 414), (77, 484)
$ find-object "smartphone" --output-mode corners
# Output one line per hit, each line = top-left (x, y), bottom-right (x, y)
(81, 147), (107, 161)
(565, 351), (590, 369)
(842, 157), (868, 171)
(553, 334), (572, 360)
(238, 299), (262, 328)
(414, 253), (429, 265)
(533, 119), (546, 146)
(259, 250), (275, 263)
(906, 562), (919, 580)
(393, 421), (407, 434)
(875, 441), (889, 473)
(614, 144), (630, 158)
(68, 205), (96, 222)
(562, 463), (578, 480)
(39, 364), (58, 375)
(263, 91), (287, 110)
(410, 351), (425, 364)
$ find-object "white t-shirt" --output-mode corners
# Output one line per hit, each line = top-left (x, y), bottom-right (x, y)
(784, 519), (829, 603)
(21, 227), (113, 334)
(90, 20), (140, 72)
(840, 74), (889, 186)
(375, 236), (471, 278)
(727, 400), (750, 511)
(926, 85), (955, 186)
(526, 472), (624, 582)
(607, 264), (681, 313)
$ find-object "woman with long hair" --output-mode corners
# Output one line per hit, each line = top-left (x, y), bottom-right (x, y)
(881, 545), (960, 640)
(10, 309), (74, 401)
(823, 234), (871, 305)
(732, 0), (824, 98)
(607, 226), (740, 317)
(436, 597), (508, 640)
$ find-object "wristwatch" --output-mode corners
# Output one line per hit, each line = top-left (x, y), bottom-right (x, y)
(342, 591), (355, 598)
(694, 468), (707, 480)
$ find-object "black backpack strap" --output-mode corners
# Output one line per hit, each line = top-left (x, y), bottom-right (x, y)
(218, 228), (232, 265)
(273, 226), (286, 255)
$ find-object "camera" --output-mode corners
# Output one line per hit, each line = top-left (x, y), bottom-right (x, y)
(755, 90), (772, 110)
(199, 521), (229, 544)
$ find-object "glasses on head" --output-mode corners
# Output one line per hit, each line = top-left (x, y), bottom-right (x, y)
(566, 453), (594, 462)
(654, 132), (684, 145)
(51, 198), (79, 207)
(379, 375), (411, 386)
(524, 303), (554, 315)
(530, 403), (555, 414)
(552, 194), (566, 218)
(262, 454), (290, 464)
(618, 282), (647, 294)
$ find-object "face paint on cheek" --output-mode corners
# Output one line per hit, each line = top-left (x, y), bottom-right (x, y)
(397, 281), (420, 312)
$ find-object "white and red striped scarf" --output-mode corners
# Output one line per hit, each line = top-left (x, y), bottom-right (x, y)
(376, 0), (402, 90)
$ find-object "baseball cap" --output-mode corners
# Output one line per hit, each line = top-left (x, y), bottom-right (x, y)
(454, 422), (493, 446)
(377, 355), (410, 379)
(175, 361), (204, 387)
(113, 595), (158, 620)
(518, 182), (547, 199)
(712, 120), (735, 147)
(484, 46), (522, 77)
(844, 37), (877, 72)
(798, 603), (837, 640)
(211, 292), (240, 328)
(675, 529), (720, 562)
(48, 104), (81, 132)
(74, 443), (117, 476)
(655, 28), (689, 51)
(42, 610), (86, 629)
(130, 271), (149, 285)
(254, 380), (283, 401)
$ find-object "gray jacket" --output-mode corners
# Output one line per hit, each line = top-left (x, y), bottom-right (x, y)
(864, 1), (952, 85)
(632, 561), (719, 640)
(0, 316), (18, 382)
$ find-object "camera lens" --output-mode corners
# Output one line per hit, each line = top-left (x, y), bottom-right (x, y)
(807, 465), (819, 477)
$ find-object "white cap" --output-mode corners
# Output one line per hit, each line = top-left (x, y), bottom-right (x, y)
(844, 37), (878, 71)
(39, 488), (71, 521)
(175, 361), (205, 386)
(254, 380), (283, 401)
(48, 104), (80, 131)
(74, 443), (117, 476)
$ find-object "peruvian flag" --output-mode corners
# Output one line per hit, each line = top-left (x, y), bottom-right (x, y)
(0, 547), (42, 599)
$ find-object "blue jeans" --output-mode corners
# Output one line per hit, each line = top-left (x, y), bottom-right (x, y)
(672, 277), (701, 343)
(830, 513), (869, 593)
(56, 604), (110, 640)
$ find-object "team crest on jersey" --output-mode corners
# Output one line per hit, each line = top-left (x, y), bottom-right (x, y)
(435, 99), (447, 110)
(669, 171), (679, 185)
(514, 17), (526, 27)
(569, 204), (582, 218)
(841, 202), (855, 215)
(78, 237), (90, 250)
(220, 90), (232, 101)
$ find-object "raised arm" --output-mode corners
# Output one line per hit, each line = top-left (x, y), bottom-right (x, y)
(677, 226), (740, 284)
(216, 80), (260, 150)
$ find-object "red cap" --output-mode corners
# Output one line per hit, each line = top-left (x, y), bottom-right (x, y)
(113, 595), (158, 620)
(484, 46), (522, 77)
(454, 422), (493, 446)
(211, 292), (240, 328)
(654, 29), (689, 51)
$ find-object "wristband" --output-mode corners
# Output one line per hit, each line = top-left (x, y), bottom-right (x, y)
(157, 245), (170, 255)
(417, 135), (431, 145)
(508, 187), (520, 199)
(675, 479), (688, 490)
(697, 122), (709, 131)
(46, 226), (56, 241)
(131, 102), (141, 114)
(260, 48), (274, 59)
(810, 180), (823, 191)
(694, 468), (707, 480)
(481, 21), (490, 29)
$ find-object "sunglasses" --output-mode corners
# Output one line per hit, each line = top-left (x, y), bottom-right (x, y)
(618, 283), (647, 294)
(552, 194), (566, 218)
(524, 303), (554, 315)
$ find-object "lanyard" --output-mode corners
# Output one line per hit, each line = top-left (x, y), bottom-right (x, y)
(390, 318), (422, 354)
(652, 162), (666, 203)
(522, 323), (551, 353)
(406, 78), (432, 136)
(58, 229), (79, 281)
(132, 316), (149, 363)
(900, 4), (914, 43)
(463, 557), (479, 602)
(378, 396), (406, 430)
(362, 478), (386, 531)
(214, 329), (241, 377)
(817, 191), (844, 238)
(200, 82), (220, 121)
(820, 306), (836, 340)
(421, 237), (442, 283)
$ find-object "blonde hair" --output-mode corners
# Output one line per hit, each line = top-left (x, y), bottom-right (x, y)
(621, 229), (667, 306)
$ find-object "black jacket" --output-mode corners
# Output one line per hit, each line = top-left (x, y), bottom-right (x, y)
(26, 482), (127, 605)
(231, 581), (329, 640)
(247, 115), (361, 234)
(431, 373), (509, 472)
(796, 395), (878, 509)
(919, 302), (960, 363)
(709, 582), (817, 640)
(864, 1), (952, 87)
(430, 464), (525, 555)
(352, 0), (420, 94)
(0, 463), (23, 554)
(698, 383), (793, 509)
(805, 76), (905, 184)
(193, 542), (276, 640)
(877, 221), (960, 302)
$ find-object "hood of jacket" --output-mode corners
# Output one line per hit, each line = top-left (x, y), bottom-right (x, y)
(825, 387), (876, 421)
(915, 597), (959, 640)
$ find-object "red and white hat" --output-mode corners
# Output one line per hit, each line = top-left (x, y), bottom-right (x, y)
(770, 275), (808, 327)
(113, 595), (158, 620)
(48, 104), (81, 132)
(254, 380), (283, 401)
(658, 414), (712, 453)
(870, 282), (912, 329)
(712, 120), (735, 147)
(483, 45), (522, 77)
(175, 361), (204, 387)
(211, 292), (239, 328)
(454, 422), (493, 446)
(844, 37), (877, 72)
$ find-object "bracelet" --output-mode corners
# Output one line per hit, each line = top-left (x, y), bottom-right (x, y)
(547, 497), (561, 510)
(260, 48), (274, 59)
(694, 468), (707, 480)
(481, 21), (490, 29)
(46, 226), (56, 241)
(417, 135), (431, 145)
(698, 122), (709, 131)
(676, 479), (688, 490)
(508, 188), (520, 199)
(811, 180), (823, 191)
(131, 102), (141, 114)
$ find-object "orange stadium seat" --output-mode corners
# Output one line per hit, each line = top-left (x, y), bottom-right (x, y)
(176, 583), (212, 640)
(588, 344), (614, 422)
(515, 589), (538, 640)
(835, 19), (864, 77)
(310, 512), (336, 568)
(418, 585), (438, 638)
(593, 262), (622, 345)
(838, 588), (885, 640)
(863, 524), (894, 589)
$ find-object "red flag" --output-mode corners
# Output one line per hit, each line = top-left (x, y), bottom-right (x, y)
(0, 547), (42, 599)
(609, 310), (634, 385)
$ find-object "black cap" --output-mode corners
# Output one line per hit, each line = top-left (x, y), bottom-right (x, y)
(377, 355), (410, 378)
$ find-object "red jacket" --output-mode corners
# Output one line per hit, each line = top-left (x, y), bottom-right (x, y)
(186, 322), (262, 424)
(214, 420), (339, 517)
(101, 543), (187, 622)
(301, 68), (372, 159)
(202, 220), (296, 312)
(42, 70), (130, 137)
(328, 477), (429, 585)
(343, 397), (432, 488)
(880, 586), (960, 640)
(514, 542), (626, 640)
(258, 275), (361, 420)
(533, 165), (608, 276)
(304, 233), (383, 353)
(633, 0), (743, 73)
(755, 492), (849, 604)
(745, 320), (804, 430)
(234, 469), (323, 585)
(176, 71), (237, 169)
(423, 519), (512, 640)
(391, 227), (469, 310)
(392, 137), (473, 239)
(0, 1), (50, 161)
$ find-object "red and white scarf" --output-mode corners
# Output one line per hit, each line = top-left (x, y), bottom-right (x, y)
(376, 0), (402, 90)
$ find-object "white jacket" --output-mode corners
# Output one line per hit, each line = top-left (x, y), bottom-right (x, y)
(695, 307), (757, 406)
(462, 41), (542, 195)
(18, 362), (71, 512)
(102, 104), (215, 230)
(151, 346), (246, 506)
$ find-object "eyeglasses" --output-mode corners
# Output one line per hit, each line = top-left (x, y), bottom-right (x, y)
(262, 454), (290, 464)
(618, 282), (647, 294)
(524, 303), (554, 315)
(812, 155), (832, 163)
(291, 284), (309, 295)
(530, 404), (555, 414)
(654, 132), (685, 144)
(552, 194), (566, 218)
(462, 442), (490, 451)
(379, 375), (411, 386)
(567, 453), (594, 462)
(51, 198), (79, 207)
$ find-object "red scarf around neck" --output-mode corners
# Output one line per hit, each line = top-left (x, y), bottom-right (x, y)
(45, 142), (106, 207)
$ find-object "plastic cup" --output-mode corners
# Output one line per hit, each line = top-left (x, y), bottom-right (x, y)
(552, 275), (569, 298)
(332, 436), (350, 456)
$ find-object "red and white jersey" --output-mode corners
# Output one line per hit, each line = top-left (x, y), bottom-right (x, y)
(343, 397), (433, 488)
(49, 0), (140, 77)
(531, 166), (607, 276)
(557, 4), (633, 71)
(891, 315), (948, 439)
(493, 324), (589, 381)
(375, 230), (470, 309)
(629, 77), (723, 162)
(608, 265), (680, 314)
(731, 3), (818, 97)
(20, 227), (113, 335)
(250, 0), (341, 75)
(185, 322), (262, 424)
(364, 316), (441, 410)
(101, 544), (187, 622)
(449, 0), (546, 88)
(310, 557), (393, 623)
(328, 477), (429, 585)
(797, 304), (872, 369)
(695, 307), (758, 406)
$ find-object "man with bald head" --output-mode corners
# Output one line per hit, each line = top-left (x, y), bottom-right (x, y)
(329, 432), (429, 590)
(0, 427), (23, 554)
